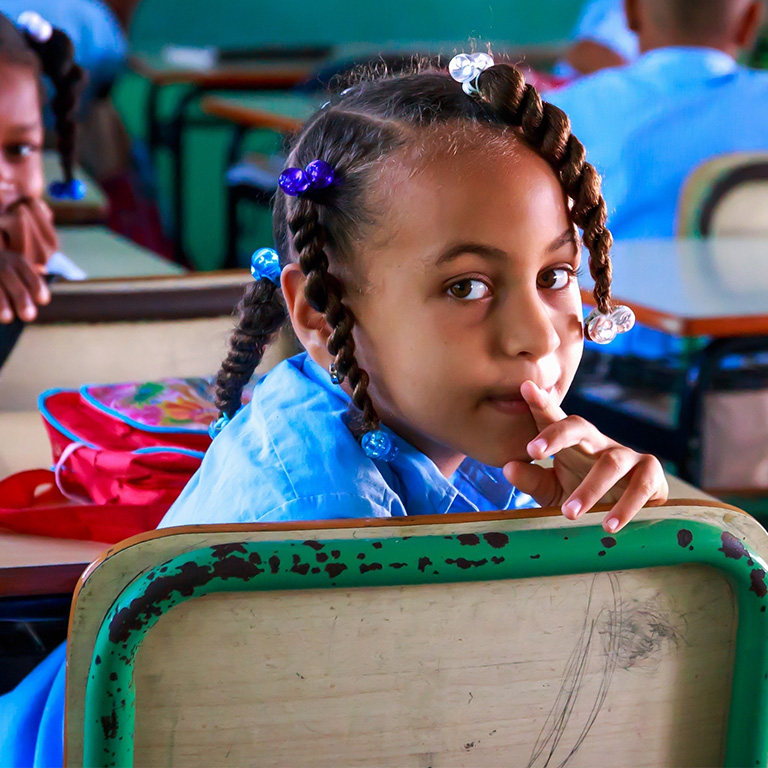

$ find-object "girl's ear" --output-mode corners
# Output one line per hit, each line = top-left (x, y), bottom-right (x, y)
(736, 1), (765, 49)
(281, 263), (334, 366)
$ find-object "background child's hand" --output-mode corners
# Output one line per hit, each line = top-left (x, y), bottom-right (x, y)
(0, 250), (50, 323)
(503, 380), (668, 533)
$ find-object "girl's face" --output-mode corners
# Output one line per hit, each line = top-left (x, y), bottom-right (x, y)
(342, 137), (585, 476)
(0, 61), (44, 214)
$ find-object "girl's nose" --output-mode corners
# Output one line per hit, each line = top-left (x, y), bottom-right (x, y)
(0, 156), (14, 182)
(498, 288), (561, 359)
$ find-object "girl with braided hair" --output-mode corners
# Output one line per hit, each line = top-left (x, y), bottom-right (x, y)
(161, 54), (667, 534)
(0, 54), (669, 768)
(0, 10), (85, 324)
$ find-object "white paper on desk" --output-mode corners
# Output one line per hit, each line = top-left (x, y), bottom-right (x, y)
(47, 251), (86, 281)
(162, 45), (218, 70)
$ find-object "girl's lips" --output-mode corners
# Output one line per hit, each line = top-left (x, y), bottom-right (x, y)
(485, 395), (531, 415)
(485, 385), (556, 415)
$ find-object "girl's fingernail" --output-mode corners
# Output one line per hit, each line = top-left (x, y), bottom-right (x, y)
(605, 518), (619, 532)
(562, 499), (581, 519)
(527, 438), (547, 456)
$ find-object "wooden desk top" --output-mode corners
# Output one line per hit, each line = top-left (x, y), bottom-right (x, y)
(201, 93), (320, 133)
(129, 52), (316, 88)
(43, 152), (108, 226)
(59, 227), (186, 279)
(0, 531), (108, 597)
(580, 237), (768, 337)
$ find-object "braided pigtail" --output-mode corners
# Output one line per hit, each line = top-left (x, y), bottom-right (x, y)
(288, 196), (379, 433)
(214, 278), (287, 421)
(478, 65), (613, 316)
(23, 26), (85, 184)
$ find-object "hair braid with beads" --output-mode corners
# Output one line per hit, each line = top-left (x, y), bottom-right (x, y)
(477, 65), (613, 313)
(0, 13), (85, 186)
(23, 26), (86, 185)
(215, 61), (615, 438)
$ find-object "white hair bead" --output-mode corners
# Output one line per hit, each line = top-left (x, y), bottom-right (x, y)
(17, 10), (53, 43)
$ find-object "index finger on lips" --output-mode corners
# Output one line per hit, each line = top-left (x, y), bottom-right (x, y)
(520, 380), (567, 432)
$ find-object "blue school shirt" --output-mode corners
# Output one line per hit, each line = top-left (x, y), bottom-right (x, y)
(160, 352), (534, 527)
(546, 47), (768, 238)
(0, 354), (534, 768)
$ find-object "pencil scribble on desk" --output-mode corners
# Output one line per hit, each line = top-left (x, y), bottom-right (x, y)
(527, 574), (687, 767)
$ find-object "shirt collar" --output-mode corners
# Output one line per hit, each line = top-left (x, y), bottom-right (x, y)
(300, 355), (523, 515)
(635, 46), (739, 81)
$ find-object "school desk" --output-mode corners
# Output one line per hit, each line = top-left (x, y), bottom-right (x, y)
(200, 92), (322, 267)
(65, 499), (767, 767)
(129, 51), (324, 263)
(569, 236), (768, 486)
(57, 227), (185, 279)
(42, 153), (109, 226)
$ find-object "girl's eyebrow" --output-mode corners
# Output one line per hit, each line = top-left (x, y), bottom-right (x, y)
(547, 228), (578, 252)
(6, 122), (42, 133)
(434, 242), (507, 266)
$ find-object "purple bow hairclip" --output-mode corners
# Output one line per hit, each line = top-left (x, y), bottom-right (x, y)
(278, 159), (336, 197)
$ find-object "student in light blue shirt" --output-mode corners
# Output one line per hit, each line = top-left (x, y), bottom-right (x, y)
(0, 61), (670, 767)
(547, 0), (767, 239)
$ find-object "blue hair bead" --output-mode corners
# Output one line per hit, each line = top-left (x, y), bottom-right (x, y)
(278, 167), (310, 196)
(305, 159), (335, 189)
(250, 247), (281, 284)
(361, 429), (398, 461)
(279, 159), (336, 197)
(48, 179), (86, 200)
(208, 414), (231, 439)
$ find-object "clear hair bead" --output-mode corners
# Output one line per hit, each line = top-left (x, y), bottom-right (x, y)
(585, 305), (636, 344)
(17, 10), (52, 42)
(361, 429), (398, 461)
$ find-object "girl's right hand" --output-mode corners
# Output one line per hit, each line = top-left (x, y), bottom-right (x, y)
(0, 250), (50, 323)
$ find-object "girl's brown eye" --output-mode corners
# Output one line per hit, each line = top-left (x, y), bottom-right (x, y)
(538, 268), (571, 290)
(447, 279), (489, 301)
(6, 143), (33, 161)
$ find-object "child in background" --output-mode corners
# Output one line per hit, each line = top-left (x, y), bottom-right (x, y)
(0, 11), (85, 324)
(0, 55), (668, 766)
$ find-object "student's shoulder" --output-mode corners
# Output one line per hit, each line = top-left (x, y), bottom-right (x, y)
(736, 66), (768, 94)
(159, 355), (403, 527)
(545, 62), (637, 107)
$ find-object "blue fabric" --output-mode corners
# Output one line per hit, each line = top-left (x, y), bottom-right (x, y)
(0, 642), (65, 768)
(2, 353), (534, 766)
(572, 0), (639, 61)
(1, 0), (126, 96)
(553, 0), (639, 79)
(546, 47), (768, 239)
(160, 353), (534, 527)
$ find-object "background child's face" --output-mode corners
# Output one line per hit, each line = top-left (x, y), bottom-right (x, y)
(0, 62), (44, 214)
(342, 136), (584, 474)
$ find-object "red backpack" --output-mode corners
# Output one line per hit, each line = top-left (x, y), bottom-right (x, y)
(0, 377), (251, 543)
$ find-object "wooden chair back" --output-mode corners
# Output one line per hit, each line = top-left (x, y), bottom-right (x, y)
(65, 501), (768, 767)
(677, 152), (768, 237)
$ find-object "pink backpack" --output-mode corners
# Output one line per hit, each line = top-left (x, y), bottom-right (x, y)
(0, 377), (252, 542)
